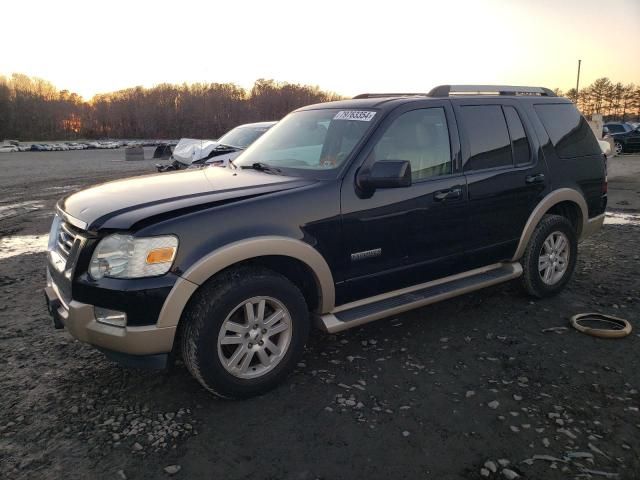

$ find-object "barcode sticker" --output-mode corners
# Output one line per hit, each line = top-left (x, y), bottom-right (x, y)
(333, 110), (376, 121)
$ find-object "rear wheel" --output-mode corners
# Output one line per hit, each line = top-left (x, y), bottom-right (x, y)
(181, 266), (309, 398)
(520, 214), (577, 298)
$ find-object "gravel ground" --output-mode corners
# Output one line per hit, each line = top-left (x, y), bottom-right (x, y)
(0, 150), (639, 480)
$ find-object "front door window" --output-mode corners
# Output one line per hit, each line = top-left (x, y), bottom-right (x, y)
(371, 108), (452, 181)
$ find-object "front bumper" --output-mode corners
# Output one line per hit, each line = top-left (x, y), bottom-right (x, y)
(44, 281), (176, 357)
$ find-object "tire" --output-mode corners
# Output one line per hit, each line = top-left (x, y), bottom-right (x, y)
(520, 214), (578, 298)
(181, 266), (310, 398)
(614, 142), (623, 156)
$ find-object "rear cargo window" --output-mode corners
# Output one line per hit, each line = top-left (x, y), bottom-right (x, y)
(534, 103), (600, 158)
(460, 105), (512, 171)
(503, 106), (531, 165)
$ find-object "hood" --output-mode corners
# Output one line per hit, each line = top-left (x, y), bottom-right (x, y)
(172, 138), (219, 164)
(59, 167), (315, 231)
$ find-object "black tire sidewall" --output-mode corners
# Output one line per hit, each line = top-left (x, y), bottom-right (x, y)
(523, 215), (577, 298)
(186, 270), (309, 398)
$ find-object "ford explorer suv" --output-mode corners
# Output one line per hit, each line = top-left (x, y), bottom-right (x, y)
(44, 85), (607, 398)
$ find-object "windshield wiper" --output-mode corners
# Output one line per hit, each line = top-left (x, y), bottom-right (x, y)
(240, 162), (282, 175)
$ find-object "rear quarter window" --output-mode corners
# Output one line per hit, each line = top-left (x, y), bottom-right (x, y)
(534, 103), (600, 158)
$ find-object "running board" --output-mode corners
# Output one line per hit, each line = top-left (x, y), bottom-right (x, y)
(317, 262), (522, 333)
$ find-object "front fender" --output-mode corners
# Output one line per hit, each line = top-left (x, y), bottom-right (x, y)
(156, 236), (335, 328)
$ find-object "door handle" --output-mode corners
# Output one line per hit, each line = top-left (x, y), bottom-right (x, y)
(525, 173), (545, 184)
(434, 187), (462, 202)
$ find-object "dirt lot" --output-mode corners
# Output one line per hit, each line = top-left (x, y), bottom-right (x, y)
(1, 150), (639, 480)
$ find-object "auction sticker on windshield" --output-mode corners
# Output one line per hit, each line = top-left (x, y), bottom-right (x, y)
(334, 110), (376, 121)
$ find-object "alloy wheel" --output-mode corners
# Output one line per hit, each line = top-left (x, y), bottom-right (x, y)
(217, 296), (293, 379)
(538, 231), (570, 285)
(614, 142), (623, 155)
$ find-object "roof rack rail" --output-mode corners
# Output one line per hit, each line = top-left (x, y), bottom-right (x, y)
(353, 93), (428, 99)
(427, 85), (556, 97)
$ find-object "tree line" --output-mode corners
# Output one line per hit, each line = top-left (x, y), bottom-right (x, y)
(1, 73), (638, 141)
(554, 78), (640, 121)
(0, 74), (341, 141)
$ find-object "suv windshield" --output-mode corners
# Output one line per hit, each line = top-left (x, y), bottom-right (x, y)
(234, 109), (376, 174)
(217, 125), (271, 149)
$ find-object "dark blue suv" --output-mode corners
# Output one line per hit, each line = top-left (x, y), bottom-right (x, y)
(45, 85), (607, 398)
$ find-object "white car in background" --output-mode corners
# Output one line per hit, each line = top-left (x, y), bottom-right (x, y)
(157, 121), (277, 171)
(598, 139), (612, 158)
(203, 121), (278, 167)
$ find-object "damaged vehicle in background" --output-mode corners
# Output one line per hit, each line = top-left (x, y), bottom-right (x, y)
(155, 121), (276, 172)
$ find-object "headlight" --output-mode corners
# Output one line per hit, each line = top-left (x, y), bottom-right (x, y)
(89, 234), (178, 279)
(48, 214), (62, 251)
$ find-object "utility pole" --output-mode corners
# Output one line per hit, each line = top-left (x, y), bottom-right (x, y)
(575, 59), (581, 105)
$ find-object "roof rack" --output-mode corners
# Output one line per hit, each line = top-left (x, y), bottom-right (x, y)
(427, 85), (556, 97)
(353, 93), (428, 99)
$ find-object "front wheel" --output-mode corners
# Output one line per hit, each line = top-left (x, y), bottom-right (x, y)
(181, 266), (309, 398)
(520, 214), (577, 298)
(614, 141), (623, 156)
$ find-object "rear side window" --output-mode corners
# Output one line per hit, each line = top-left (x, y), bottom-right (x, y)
(460, 105), (512, 171)
(534, 103), (600, 158)
(503, 106), (531, 165)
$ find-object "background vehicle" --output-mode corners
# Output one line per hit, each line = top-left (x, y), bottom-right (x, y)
(46, 85), (606, 398)
(598, 139), (612, 157)
(156, 121), (276, 172)
(603, 122), (640, 154)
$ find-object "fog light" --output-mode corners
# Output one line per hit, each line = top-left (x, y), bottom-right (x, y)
(95, 307), (127, 327)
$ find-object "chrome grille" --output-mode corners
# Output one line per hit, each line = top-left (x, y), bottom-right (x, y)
(57, 221), (78, 259)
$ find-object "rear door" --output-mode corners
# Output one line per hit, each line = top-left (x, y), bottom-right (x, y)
(452, 99), (548, 267)
(337, 100), (468, 304)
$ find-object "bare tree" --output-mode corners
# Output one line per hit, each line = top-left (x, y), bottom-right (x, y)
(2, 73), (638, 141)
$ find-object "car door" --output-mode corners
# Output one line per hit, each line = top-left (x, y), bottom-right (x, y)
(452, 99), (548, 268)
(337, 101), (468, 305)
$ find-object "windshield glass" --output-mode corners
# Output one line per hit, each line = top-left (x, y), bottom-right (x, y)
(234, 109), (376, 173)
(217, 125), (271, 148)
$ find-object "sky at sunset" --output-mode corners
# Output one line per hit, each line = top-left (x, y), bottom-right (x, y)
(2, 0), (639, 99)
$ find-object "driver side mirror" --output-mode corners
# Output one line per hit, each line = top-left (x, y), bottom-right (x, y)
(357, 160), (412, 196)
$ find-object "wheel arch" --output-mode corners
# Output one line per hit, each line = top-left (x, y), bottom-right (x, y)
(156, 236), (335, 328)
(511, 188), (588, 262)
